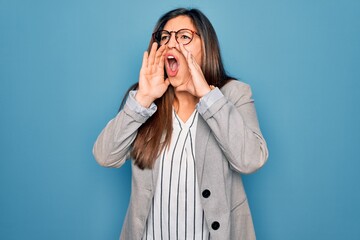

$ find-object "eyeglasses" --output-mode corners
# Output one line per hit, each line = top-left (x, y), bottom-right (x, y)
(152, 28), (199, 46)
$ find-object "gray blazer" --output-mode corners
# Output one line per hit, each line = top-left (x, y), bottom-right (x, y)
(93, 80), (268, 240)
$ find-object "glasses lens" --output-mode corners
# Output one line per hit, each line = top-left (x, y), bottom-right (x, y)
(176, 30), (193, 45)
(154, 31), (170, 46)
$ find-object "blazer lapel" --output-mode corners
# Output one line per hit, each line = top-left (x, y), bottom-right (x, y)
(151, 115), (210, 187)
(195, 115), (210, 186)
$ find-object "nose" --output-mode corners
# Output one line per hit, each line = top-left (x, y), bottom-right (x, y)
(167, 33), (177, 48)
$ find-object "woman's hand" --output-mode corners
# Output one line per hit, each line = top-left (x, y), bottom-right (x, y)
(136, 42), (170, 107)
(178, 43), (212, 98)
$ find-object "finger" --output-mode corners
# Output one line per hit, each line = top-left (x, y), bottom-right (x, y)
(148, 42), (158, 67)
(141, 51), (148, 71)
(179, 43), (195, 67)
(180, 43), (197, 70)
(155, 45), (166, 66)
(158, 50), (166, 70)
(189, 53), (201, 70)
(178, 43), (187, 59)
(178, 43), (190, 60)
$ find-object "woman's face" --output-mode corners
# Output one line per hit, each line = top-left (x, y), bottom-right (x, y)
(162, 16), (203, 87)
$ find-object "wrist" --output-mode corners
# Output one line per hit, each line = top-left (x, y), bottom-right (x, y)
(199, 85), (214, 98)
(135, 91), (154, 108)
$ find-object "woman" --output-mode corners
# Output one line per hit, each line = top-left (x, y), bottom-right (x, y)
(93, 8), (268, 240)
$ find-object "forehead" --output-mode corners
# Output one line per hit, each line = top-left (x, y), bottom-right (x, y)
(163, 15), (196, 31)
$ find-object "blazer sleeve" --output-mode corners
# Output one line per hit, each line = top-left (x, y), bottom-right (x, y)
(197, 80), (269, 174)
(92, 91), (157, 168)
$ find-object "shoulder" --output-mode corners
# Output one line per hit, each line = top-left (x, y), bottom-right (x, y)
(220, 80), (253, 103)
(220, 79), (251, 92)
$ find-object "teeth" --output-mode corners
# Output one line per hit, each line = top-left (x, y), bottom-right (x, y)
(167, 56), (175, 59)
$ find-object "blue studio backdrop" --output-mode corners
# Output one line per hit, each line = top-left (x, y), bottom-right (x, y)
(1, 0), (359, 239)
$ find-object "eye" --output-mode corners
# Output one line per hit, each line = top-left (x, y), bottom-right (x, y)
(176, 30), (194, 44)
(178, 32), (191, 40)
(155, 30), (170, 43)
(160, 35), (170, 41)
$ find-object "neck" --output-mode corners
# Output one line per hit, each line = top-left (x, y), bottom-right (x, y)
(173, 91), (198, 122)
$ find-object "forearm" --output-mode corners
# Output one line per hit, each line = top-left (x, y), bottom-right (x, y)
(197, 83), (268, 174)
(93, 91), (157, 168)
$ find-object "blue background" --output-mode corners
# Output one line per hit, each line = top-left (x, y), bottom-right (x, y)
(1, 0), (359, 239)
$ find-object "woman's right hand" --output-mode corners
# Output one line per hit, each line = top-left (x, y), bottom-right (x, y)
(135, 42), (169, 108)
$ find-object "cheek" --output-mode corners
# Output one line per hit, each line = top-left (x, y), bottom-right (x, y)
(191, 45), (203, 66)
(193, 51), (202, 66)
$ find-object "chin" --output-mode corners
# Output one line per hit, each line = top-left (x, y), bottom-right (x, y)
(168, 77), (182, 87)
(166, 67), (190, 90)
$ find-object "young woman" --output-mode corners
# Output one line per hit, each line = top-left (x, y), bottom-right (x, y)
(93, 8), (268, 240)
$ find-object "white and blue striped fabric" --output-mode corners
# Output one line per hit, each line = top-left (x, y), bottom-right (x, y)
(142, 110), (209, 240)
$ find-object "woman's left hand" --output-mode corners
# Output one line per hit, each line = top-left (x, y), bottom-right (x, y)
(178, 43), (212, 98)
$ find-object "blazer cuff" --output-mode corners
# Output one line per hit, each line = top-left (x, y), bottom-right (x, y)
(126, 90), (157, 118)
(196, 87), (224, 115)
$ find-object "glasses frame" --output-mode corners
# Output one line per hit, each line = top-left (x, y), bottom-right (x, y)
(152, 28), (200, 46)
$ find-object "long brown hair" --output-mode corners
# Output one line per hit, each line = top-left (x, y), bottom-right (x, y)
(123, 8), (233, 169)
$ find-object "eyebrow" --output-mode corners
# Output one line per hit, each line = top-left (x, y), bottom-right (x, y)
(162, 28), (197, 32)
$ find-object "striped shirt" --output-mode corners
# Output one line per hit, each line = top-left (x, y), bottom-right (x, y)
(142, 110), (209, 240)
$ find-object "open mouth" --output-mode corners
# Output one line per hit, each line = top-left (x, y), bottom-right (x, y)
(168, 56), (178, 71)
(166, 55), (179, 77)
